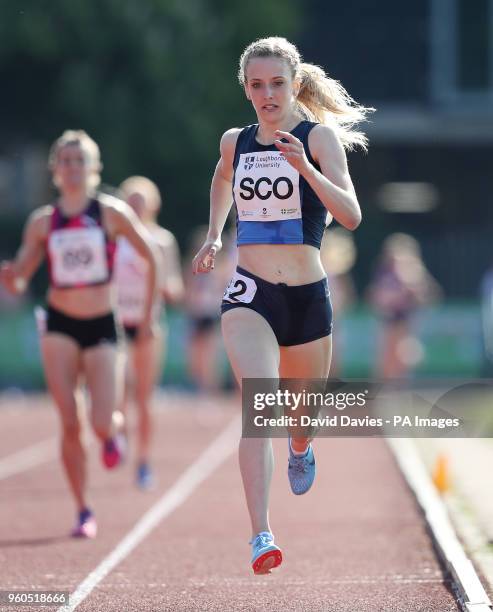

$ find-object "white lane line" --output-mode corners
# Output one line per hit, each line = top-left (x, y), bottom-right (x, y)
(58, 415), (241, 612)
(387, 437), (493, 612)
(0, 438), (58, 481)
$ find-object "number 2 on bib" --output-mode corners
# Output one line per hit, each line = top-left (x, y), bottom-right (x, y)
(223, 272), (257, 304)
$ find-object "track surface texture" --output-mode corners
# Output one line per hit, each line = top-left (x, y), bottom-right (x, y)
(0, 392), (462, 611)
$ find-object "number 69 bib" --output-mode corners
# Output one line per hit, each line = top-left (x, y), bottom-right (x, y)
(223, 271), (257, 304)
(48, 226), (109, 287)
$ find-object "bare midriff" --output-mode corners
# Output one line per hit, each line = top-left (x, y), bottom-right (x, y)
(47, 283), (114, 318)
(237, 244), (326, 285)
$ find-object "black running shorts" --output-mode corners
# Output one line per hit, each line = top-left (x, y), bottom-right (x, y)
(221, 266), (333, 347)
(44, 305), (120, 350)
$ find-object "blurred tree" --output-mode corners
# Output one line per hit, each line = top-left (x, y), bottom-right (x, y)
(0, 0), (299, 243)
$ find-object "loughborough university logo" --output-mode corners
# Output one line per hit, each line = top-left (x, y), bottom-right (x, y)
(244, 155), (255, 171)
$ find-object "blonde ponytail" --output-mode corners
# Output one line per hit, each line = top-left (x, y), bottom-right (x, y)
(297, 63), (374, 151)
(239, 37), (374, 151)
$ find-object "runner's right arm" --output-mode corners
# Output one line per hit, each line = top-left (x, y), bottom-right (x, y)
(192, 128), (240, 275)
(0, 207), (49, 294)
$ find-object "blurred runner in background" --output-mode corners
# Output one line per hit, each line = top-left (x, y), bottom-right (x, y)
(184, 225), (235, 394)
(115, 176), (184, 489)
(367, 233), (441, 378)
(480, 263), (493, 375)
(0, 130), (157, 537)
(320, 227), (357, 376)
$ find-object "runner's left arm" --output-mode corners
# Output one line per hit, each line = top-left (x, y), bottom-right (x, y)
(274, 125), (361, 231)
(109, 205), (158, 339)
(157, 231), (184, 305)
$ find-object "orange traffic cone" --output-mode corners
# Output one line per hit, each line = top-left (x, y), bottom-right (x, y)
(432, 453), (449, 493)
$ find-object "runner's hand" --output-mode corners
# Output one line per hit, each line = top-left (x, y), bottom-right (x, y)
(274, 130), (311, 176)
(192, 239), (222, 275)
(0, 261), (26, 294)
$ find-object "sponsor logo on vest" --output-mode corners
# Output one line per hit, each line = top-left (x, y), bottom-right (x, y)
(239, 176), (294, 201)
(281, 208), (298, 214)
(246, 154), (283, 170)
(244, 155), (256, 171)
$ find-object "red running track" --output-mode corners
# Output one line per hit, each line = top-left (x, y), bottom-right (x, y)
(0, 392), (462, 611)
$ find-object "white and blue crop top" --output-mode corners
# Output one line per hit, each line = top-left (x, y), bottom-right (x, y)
(232, 120), (328, 249)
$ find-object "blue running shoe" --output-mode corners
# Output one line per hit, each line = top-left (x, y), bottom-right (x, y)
(136, 462), (155, 490)
(71, 508), (97, 539)
(250, 531), (282, 574)
(288, 440), (316, 495)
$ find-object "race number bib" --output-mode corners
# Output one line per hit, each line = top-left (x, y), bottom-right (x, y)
(116, 280), (147, 323)
(223, 271), (257, 304)
(49, 227), (109, 286)
(234, 151), (301, 222)
(114, 237), (148, 323)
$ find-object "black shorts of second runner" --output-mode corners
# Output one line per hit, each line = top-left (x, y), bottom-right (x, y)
(123, 324), (139, 342)
(45, 305), (120, 350)
(189, 315), (220, 336)
(221, 266), (333, 347)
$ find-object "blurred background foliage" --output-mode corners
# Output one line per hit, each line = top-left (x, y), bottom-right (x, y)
(1, 0), (493, 384)
(0, 0), (299, 245)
